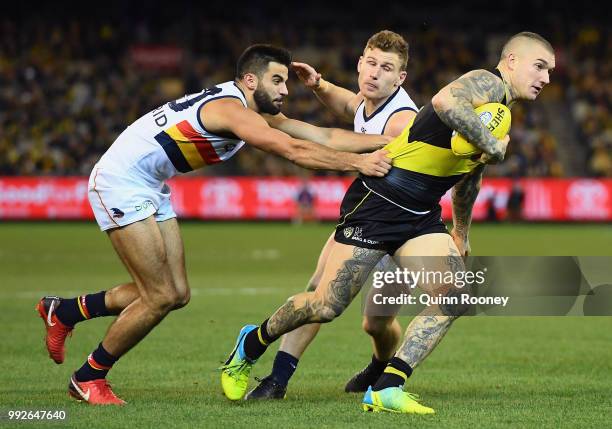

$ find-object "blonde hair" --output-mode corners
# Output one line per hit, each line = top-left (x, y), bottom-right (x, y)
(365, 30), (409, 71)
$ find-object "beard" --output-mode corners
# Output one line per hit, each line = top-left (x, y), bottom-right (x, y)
(253, 87), (281, 115)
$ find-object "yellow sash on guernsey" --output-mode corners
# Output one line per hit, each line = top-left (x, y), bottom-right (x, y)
(383, 120), (480, 177)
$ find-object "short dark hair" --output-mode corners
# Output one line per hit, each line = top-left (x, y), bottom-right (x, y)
(235, 44), (292, 79)
(501, 31), (554, 60)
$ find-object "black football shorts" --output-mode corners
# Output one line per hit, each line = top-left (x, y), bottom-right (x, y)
(334, 179), (448, 255)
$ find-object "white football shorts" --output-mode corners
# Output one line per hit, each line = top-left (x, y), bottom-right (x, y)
(88, 165), (176, 231)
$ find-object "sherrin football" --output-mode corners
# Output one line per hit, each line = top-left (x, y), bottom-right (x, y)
(450, 103), (511, 157)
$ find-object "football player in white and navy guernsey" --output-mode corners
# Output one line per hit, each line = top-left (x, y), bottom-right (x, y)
(247, 30), (420, 400)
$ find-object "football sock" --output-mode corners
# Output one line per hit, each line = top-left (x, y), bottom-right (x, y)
(55, 291), (110, 327)
(372, 357), (413, 391)
(368, 354), (389, 374)
(270, 351), (299, 386)
(74, 343), (118, 382)
(244, 319), (275, 361)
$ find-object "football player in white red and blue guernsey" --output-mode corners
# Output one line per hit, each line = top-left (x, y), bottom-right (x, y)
(246, 31), (420, 400)
(35, 44), (393, 405)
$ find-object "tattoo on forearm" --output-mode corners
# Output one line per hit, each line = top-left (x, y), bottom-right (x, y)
(452, 164), (485, 236)
(397, 315), (454, 368)
(266, 247), (385, 338)
(437, 70), (506, 160)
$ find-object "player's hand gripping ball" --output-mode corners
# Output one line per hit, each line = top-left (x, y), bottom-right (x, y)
(451, 103), (511, 157)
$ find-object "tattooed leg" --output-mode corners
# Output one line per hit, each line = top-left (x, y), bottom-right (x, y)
(277, 232), (336, 359)
(396, 310), (455, 368)
(265, 242), (386, 339)
(392, 233), (469, 368)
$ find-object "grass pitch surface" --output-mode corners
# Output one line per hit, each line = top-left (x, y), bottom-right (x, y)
(1, 222), (611, 428)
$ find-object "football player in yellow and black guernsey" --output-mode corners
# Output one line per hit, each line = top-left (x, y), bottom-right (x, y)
(221, 31), (555, 414)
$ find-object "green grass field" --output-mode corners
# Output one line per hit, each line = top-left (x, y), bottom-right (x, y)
(1, 222), (611, 428)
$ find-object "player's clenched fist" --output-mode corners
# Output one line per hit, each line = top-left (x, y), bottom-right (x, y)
(479, 135), (510, 164)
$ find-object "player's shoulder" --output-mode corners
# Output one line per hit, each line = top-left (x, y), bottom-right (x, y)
(348, 92), (365, 118)
(455, 69), (506, 104)
(215, 81), (248, 103)
(458, 69), (504, 88)
(395, 87), (419, 111)
(202, 82), (248, 110)
(461, 68), (501, 79)
(199, 88), (255, 130)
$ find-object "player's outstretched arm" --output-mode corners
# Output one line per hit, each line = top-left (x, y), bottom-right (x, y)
(450, 163), (486, 257)
(203, 99), (391, 176)
(432, 69), (508, 162)
(263, 113), (390, 153)
(292, 61), (362, 122)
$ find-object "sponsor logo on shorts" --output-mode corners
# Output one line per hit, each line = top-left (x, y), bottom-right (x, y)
(225, 143), (236, 152)
(343, 226), (379, 245)
(110, 208), (125, 218)
(135, 200), (154, 212)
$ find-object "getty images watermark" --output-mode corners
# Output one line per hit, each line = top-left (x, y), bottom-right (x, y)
(362, 256), (612, 316)
(370, 266), (510, 307)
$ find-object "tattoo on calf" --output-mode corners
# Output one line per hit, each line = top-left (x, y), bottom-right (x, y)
(266, 246), (385, 338)
(397, 315), (454, 368)
(267, 297), (316, 338)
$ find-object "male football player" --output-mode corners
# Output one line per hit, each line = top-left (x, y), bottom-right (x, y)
(222, 32), (554, 414)
(36, 44), (391, 405)
(248, 30), (419, 399)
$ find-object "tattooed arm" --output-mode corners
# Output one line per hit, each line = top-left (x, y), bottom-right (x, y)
(432, 69), (508, 162)
(451, 163), (486, 256)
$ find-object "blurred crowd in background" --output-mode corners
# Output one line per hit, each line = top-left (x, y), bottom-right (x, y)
(0, 2), (609, 178)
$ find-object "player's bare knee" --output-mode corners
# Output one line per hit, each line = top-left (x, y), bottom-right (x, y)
(439, 289), (470, 318)
(143, 287), (180, 315)
(173, 287), (191, 310)
(315, 306), (336, 323)
(362, 316), (392, 337)
(305, 280), (319, 292)
(305, 272), (321, 292)
(317, 302), (345, 322)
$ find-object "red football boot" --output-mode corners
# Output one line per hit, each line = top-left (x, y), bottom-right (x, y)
(35, 296), (73, 364)
(68, 374), (126, 405)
